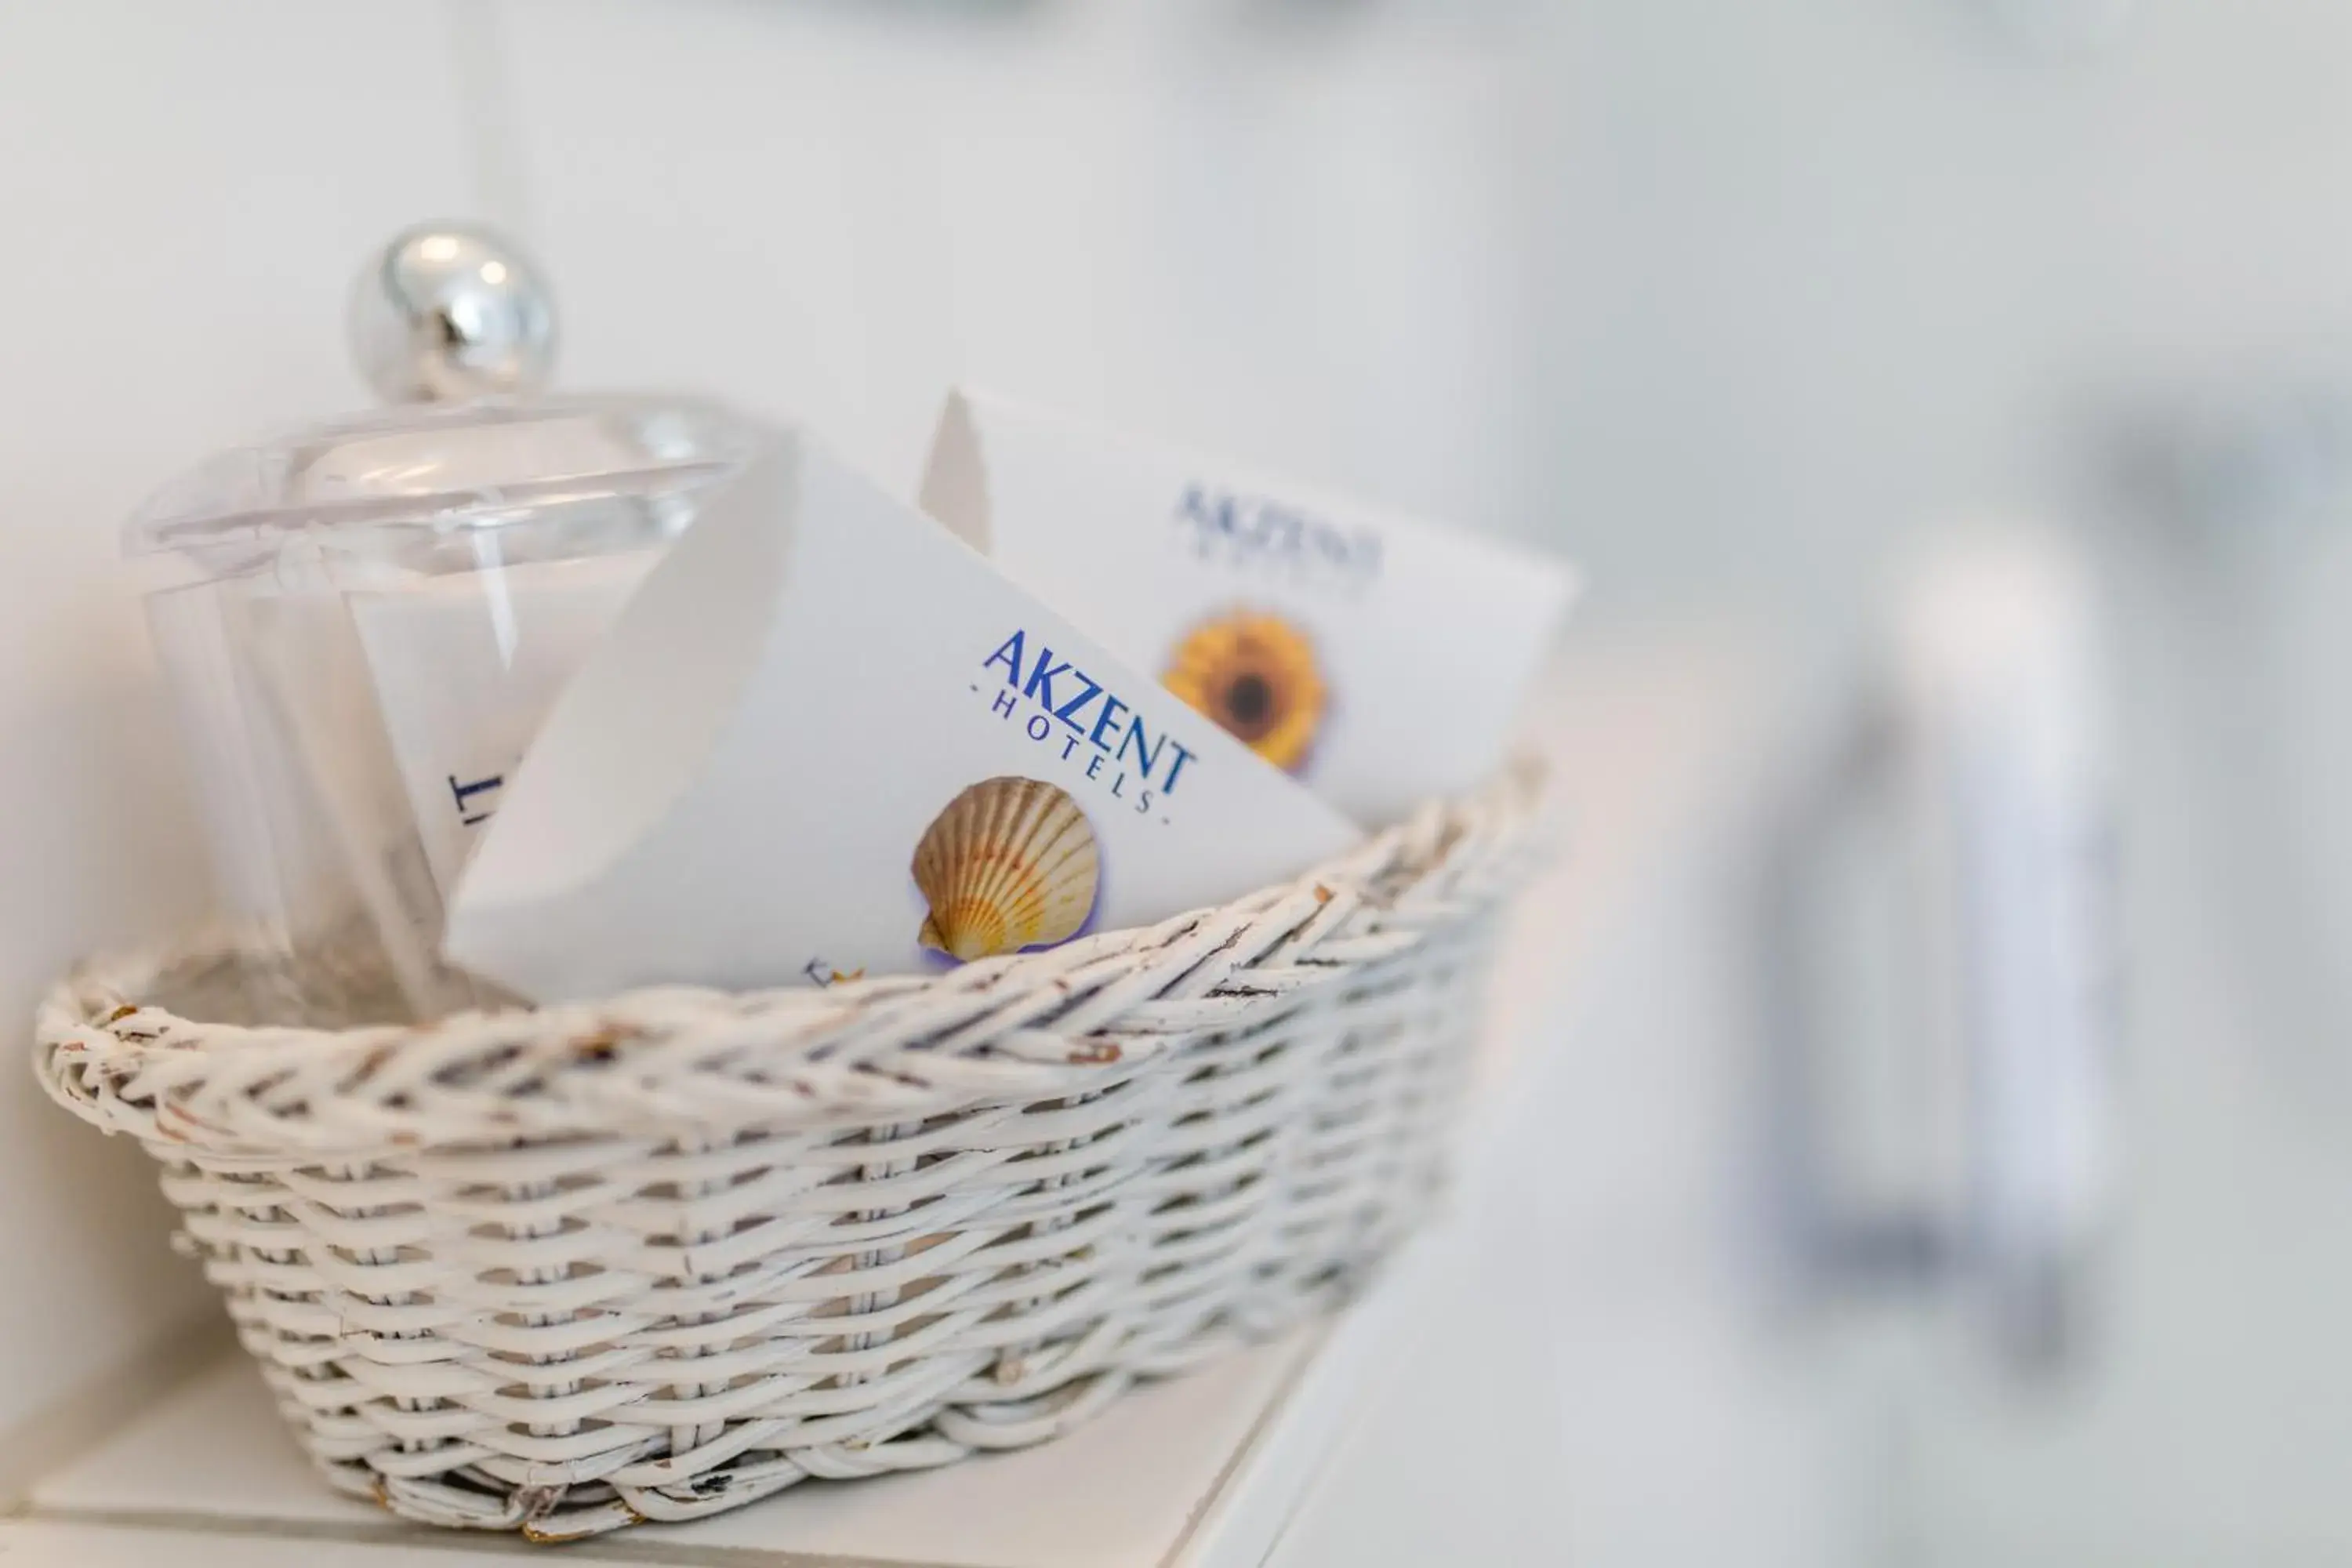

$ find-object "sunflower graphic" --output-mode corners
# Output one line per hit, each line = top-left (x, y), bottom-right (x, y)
(1162, 610), (1327, 773)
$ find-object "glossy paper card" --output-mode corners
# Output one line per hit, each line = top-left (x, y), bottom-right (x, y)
(920, 391), (1580, 827)
(443, 433), (1361, 1003)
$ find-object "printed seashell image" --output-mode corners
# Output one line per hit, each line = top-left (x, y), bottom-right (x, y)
(1162, 609), (1327, 774)
(913, 777), (1101, 962)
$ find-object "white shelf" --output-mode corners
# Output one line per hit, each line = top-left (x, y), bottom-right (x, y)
(26, 1327), (1322, 1568)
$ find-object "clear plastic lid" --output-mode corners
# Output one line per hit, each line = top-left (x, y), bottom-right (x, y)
(123, 394), (768, 560)
(127, 221), (784, 1023)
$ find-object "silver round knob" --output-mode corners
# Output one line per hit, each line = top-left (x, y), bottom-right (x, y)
(348, 223), (556, 404)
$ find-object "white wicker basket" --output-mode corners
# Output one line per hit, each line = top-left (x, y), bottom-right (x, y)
(34, 765), (1545, 1542)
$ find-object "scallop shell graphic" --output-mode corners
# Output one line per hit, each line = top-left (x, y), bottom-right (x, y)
(1162, 609), (1327, 774)
(913, 777), (1101, 962)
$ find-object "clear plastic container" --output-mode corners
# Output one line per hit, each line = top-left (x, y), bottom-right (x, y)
(129, 393), (775, 1021)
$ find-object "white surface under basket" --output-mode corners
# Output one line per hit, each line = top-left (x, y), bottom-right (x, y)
(34, 766), (1545, 1543)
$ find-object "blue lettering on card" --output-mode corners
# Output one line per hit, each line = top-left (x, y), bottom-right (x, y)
(982, 626), (1200, 803)
(1171, 484), (1381, 594)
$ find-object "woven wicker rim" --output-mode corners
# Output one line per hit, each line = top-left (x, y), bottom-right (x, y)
(36, 762), (1548, 1161)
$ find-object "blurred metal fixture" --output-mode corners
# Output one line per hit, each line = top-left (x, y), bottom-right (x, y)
(2114, 384), (2352, 542)
(1765, 530), (2121, 1374)
(2112, 379), (2352, 1112)
(347, 223), (556, 404)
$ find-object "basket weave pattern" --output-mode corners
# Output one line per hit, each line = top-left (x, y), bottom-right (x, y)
(35, 768), (1543, 1541)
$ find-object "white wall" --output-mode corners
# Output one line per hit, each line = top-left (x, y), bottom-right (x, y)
(0, 2), (483, 1443)
(485, 0), (1532, 532)
(1519, 0), (2352, 612)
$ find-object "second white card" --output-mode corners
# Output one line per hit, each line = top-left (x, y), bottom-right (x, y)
(921, 390), (1579, 828)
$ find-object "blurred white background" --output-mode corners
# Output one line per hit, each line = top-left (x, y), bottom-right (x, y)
(9, 2), (2352, 1561)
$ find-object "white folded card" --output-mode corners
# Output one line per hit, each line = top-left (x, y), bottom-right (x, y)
(920, 390), (1580, 827)
(443, 431), (1361, 1003)
(348, 552), (655, 898)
